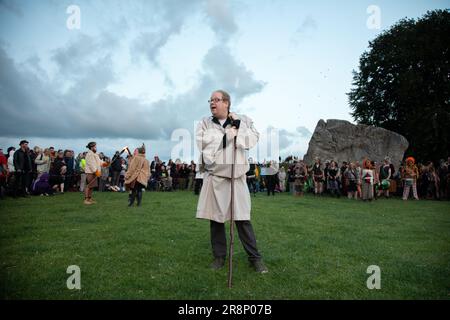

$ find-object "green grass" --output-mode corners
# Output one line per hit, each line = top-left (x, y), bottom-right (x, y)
(0, 191), (449, 299)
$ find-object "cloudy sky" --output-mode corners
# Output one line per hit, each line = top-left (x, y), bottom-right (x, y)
(0, 0), (448, 161)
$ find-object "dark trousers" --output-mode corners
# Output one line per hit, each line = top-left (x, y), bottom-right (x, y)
(266, 176), (276, 196)
(194, 178), (203, 195)
(14, 171), (29, 196)
(247, 177), (257, 195)
(130, 182), (144, 205)
(0, 177), (5, 198)
(112, 171), (120, 186)
(210, 220), (261, 262)
(64, 174), (73, 192)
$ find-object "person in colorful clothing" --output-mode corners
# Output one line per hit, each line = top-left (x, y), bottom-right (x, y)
(361, 159), (374, 201)
(402, 157), (419, 200)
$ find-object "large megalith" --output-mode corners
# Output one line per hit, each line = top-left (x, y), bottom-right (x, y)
(303, 119), (409, 166)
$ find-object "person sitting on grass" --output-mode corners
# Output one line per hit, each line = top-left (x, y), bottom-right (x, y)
(31, 172), (53, 196)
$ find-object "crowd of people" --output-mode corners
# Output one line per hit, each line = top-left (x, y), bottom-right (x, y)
(259, 156), (450, 201)
(0, 140), (449, 202)
(0, 140), (204, 199)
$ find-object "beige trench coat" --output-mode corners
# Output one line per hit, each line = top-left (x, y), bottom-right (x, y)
(125, 154), (150, 188)
(196, 114), (259, 223)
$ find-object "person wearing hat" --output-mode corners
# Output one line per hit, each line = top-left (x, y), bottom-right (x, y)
(13, 140), (32, 197)
(124, 144), (150, 206)
(195, 89), (268, 273)
(84, 142), (107, 205)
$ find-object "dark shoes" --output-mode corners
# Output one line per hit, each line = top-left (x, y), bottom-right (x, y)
(129, 190), (143, 207)
(128, 193), (135, 207)
(210, 257), (225, 270)
(251, 260), (268, 273)
(136, 190), (142, 206)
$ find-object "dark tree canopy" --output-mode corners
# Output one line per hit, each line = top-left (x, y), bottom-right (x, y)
(348, 9), (450, 164)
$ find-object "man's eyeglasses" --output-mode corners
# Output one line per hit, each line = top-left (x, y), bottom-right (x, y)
(208, 98), (225, 103)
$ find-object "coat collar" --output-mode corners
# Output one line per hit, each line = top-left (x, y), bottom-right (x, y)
(211, 112), (231, 128)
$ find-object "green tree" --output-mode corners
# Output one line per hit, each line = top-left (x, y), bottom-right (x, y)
(348, 9), (450, 163)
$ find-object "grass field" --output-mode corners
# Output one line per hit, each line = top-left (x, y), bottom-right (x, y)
(0, 191), (449, 300)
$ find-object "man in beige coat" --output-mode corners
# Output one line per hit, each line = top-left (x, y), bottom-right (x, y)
(84, 142), (106, 205)
(196, 90), (268, 273)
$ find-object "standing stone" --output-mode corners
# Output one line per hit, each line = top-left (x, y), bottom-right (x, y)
(303, 119), (409, 166)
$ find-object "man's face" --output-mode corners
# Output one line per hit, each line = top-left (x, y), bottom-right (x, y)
(21, 143), (28, 150)
(209, 91), (228, 119)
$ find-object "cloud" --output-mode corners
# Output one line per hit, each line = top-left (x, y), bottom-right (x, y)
(296, 15), (318, 34)
(205, 0), (238, 42)
(296, 126), (312, 138)
(202, 46), (266, 105)
(278, 128), (297, 149)
(131, 0), (202, 65)
(0, 42), (265, 140)
(276, 127), (312, 159)
(0, 0), (266, 157)
(291, 15), (318, 46)
(0, 0), (23, 18)
(131, 0), (239, 65)
(51, 33), (118, 80)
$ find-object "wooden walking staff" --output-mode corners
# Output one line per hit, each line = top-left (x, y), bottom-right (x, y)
(228, 135), (237, 288)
